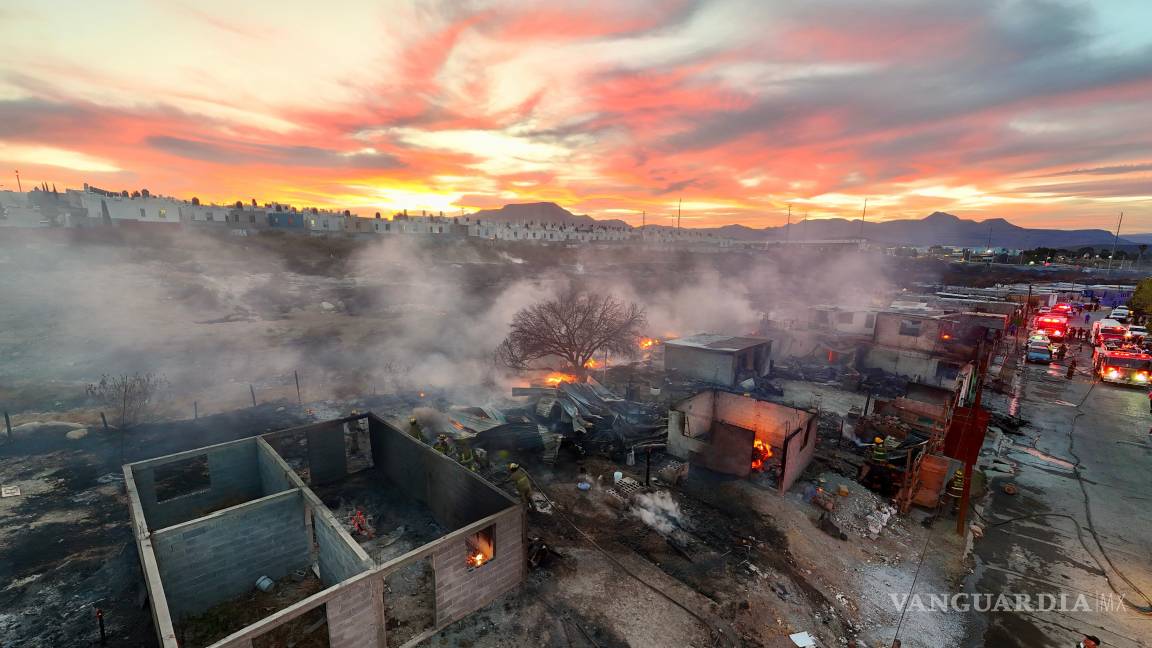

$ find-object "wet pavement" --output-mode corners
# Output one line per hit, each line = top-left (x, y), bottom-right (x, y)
(964, 324), (1152, 647)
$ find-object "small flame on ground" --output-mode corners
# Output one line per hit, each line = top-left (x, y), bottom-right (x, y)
(639, 337), (660, 350)
(584, 358), (601, 369)
(545, 372), (577, 385)
(751, 438), (773, 471)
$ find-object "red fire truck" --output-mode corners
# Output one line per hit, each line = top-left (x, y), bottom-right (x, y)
(1034, 313), (1069, 340)
(1094, 349), (1152, 386)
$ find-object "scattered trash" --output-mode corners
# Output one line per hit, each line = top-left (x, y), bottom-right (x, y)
(1002, 483), (1018, 495)
(970, 524), (985, 539)
(1, 485), (20, 498)
(255, 575), (274, 592)
(790, 630), (817, 647)
(65, 428), (88, 440)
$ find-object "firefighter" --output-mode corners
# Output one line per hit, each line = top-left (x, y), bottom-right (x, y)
(870, 436), (888, 465)
(1078, 634), (1102, 648)
(433, 434), (451, 455)
(946, 468), (965, 514)
(1146, 388), (1152, 414)
(1056, 344), (1067, 361)
(506, 463), (533, 506)
(408, 417), (423, 441)
(457, 438), (477, 471)
(1066, 359), (1077, 379)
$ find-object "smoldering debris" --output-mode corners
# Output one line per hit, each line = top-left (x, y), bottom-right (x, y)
(629, 491), (685, 535)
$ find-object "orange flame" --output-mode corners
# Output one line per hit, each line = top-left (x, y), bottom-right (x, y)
(545, 372), (577, 385)
(639, 337), (660, 350)
(584, 358), (601, 369)
(468, 552), (489, 568)
(751, 438), (773, 471)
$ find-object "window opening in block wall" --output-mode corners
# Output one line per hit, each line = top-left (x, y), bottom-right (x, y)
(153, 454), (210, 502)
(465, 525), (495, 569)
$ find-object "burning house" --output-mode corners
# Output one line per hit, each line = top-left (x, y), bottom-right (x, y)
(663, 334), (772, 387)
(667, 390), (816, 492)
(124, 413), (524, 648)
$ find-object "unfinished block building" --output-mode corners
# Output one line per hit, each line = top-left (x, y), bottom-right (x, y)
(124, 413), (524, 648)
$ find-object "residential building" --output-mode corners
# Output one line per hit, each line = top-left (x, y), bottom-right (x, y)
(664, 334), (773, 386)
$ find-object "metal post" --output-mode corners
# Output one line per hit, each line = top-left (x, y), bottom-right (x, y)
(4, 411), (11, 442)
(100, 412), (109, 432)
(295, 370), (302, 405)
(645, 448), (652, 486)
(249, 384), (257, 407)
(193, 401), (198, 420)
(96, 608), (106, 644)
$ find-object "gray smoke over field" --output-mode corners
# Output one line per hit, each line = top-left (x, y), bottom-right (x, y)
(0, 226), (896, 416)
(629, 491), (686, 535)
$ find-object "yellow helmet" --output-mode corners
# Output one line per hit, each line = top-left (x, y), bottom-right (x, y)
(874, 436), (884, 444)
(508, 462), (519, 471)
(409, 417), (417, 424)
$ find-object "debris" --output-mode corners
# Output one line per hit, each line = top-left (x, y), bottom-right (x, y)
(817, 512), (848, 541)
(790, 630), (818, 647)
(65, 428), (88, 440)
(255, 575), (275, 592)
(1002, 483), (1018, 495)
(837, 485), (850, 497)
(1, 485), (20, 498)
(970, 524), (985, 539)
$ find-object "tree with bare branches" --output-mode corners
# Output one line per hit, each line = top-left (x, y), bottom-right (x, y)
(86, 372), (170, 430)
(497, 289), (647, 369)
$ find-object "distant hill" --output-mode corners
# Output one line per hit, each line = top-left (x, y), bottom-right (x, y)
(757, 211), (1131, 248)
(470, 203), (1132, 248)
(470, 202), (630, 229)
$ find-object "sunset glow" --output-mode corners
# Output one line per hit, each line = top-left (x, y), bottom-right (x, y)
(2, 0), (1151, 228)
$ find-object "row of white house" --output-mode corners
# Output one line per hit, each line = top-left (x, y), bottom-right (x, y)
(0, 185), (787, 249)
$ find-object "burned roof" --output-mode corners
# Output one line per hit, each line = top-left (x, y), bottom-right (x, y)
(664, 333), (770, 352)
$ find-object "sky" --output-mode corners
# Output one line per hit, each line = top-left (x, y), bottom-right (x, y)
(1, 0), (1151, 230)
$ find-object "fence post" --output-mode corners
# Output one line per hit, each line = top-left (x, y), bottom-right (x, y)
(250, 384), (257, 407)
(100, 412), (109, 433)
(295, 371), (302, 405)
(193, 401), (198, 420)
(4, 411), (11, 443)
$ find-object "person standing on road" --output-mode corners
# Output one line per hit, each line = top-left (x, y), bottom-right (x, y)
(1147, 388), (1152, 414)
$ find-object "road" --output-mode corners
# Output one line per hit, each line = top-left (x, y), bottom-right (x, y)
(964, 320), (1152, 647)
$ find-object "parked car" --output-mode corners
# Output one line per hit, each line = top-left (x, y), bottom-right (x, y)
(1038, 306), (1052, 314)
(1110, 306), (1130, 322)
(1026, 342), (1053, 363)
(1127, 324), (1147, 341)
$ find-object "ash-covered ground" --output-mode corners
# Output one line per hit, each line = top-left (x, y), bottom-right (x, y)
(0, 228), (966, 647)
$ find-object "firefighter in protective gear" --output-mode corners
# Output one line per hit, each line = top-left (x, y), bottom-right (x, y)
(870, 436), (888, 464)
(433, 434), (451, 455)
(506, 463), (533, 505)
(457, 438), (477, 471)
(946, 468), (965, 514)
(408, 417), (423, 441)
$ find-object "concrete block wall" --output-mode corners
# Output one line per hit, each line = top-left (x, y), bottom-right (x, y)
(306, 422), (348, 485)
(152, 490), (311, 620)
(369, 417), (511, 531)
(135, 440), (263, 530)
(326, 576), (386, 648)
(715, 391), (812, 447)
(314, 509), (370, 586)
(431, 509), (525, 626)
(665, 346), (736, 385)
(257, 441), (297, 494)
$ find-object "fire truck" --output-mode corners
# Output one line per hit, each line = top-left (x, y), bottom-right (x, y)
(1034, 313), (1069, 340)
(1094, 348), (1152, 386)
(1092, 318), (1127, 345)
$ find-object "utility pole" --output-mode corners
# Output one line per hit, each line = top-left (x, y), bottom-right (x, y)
(859, 198), (868, 239)
(986, 223), (993, 252)
(676, 198), (682, 230)
(785, 203), (791, 245)
(641, 211), (646, 242)
(14, 169), (21, 193)
(1107, 211), (1124, 271)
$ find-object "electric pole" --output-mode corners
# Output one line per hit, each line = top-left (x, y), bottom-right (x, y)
(1107, 211), (1124, 271)
(859, 197), (868, 239)
(785, 203), (791, 244)
(14, 169), (21, 193)
(676, 198), (682, 230)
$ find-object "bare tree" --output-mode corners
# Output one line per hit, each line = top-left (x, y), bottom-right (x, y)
(86, 372), (170, 430)
(497, 289), (646, 369)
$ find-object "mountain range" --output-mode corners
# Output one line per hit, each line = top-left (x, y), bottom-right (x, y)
(470, 203), (1146, 249)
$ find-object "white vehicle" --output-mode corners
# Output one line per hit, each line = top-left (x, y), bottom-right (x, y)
(1127, 324), (1147, 339)
(1110, 306), (1130, 321)
(1038, 306), (1051, 314)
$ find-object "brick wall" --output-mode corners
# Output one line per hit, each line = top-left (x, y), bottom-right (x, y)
(431, 509), (524, 626)
(152, 490), (311, 620)
(368, 417), (512, 531)
(135, 440), (262, 530)
(326, 577), (385, 648)
(314, 509), (370, 586)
